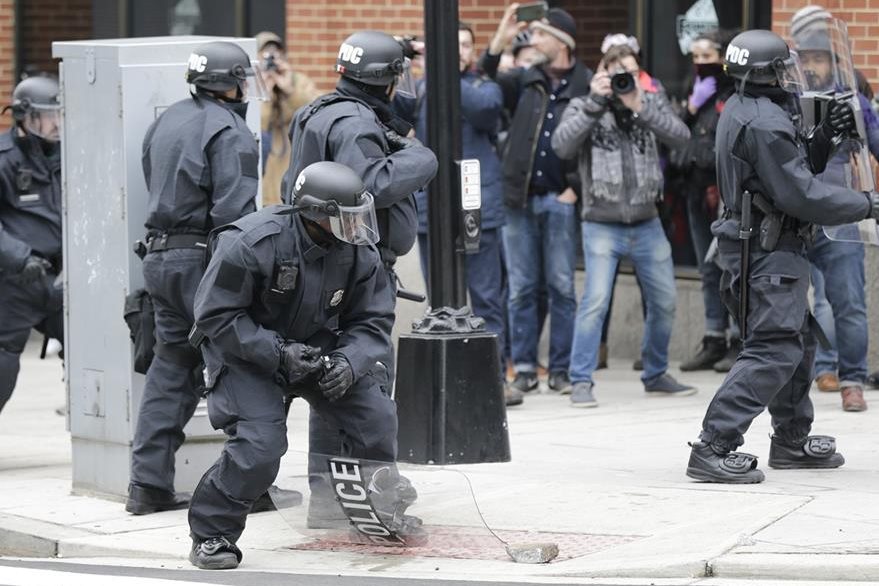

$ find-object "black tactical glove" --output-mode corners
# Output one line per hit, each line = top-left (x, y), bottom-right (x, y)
(385, 129), (422, 153)
(824, 98), (856, 135)
(16, 255), (51, 285)
(869, 191), (879, 220)
(318, 354), (354, 402)
(279, 343), (323, 385)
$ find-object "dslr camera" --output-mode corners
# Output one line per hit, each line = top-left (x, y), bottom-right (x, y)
(262, 52), (279, 73)
(610, 68), (636, 96)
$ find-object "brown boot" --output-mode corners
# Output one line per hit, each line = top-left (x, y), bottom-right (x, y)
(841, 386), (867, 412)
(815, 373), (840, 393)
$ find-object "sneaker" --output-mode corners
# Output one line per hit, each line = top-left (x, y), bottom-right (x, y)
(570, 382), (598, 408)
(632, 358), (643, 371)
(680, 335), (727, 371)
(866, 370), (879, 390)
(510, 371), (539, 393)
(686, 441), (764, 484)
(504, 384), (524, 407)
(768, 435), (845, 469)
(547, 371), (573, 394)
(189, 536), (242, 570)
(250, 485), (303, 513)
(815, 372), (840, 393)
(644, 373), (697, 396)
(713, 339), (741, 372)
(841, 385), (867, 412)
(125, 483), (190, 515)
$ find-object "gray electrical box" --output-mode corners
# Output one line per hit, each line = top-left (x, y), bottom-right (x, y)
(53, 36), (260, 499)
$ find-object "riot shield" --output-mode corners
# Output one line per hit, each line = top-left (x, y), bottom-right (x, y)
(269, 452), (563, 563)
(791, 16), (879, 243)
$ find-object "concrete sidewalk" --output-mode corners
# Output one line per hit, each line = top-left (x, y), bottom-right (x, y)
(2, 340), (879, 582)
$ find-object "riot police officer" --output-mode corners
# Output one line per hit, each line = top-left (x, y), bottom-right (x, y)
(686, 30), (879, 483)
(127, 41), (263, 514)
(280, 30), (437, 523)
(187, 161), (419, 570)
(0, 76), (63, 415)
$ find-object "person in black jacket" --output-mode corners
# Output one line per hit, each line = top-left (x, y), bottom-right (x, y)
(674, 30), (739, 373)
(686, 30), (879, 483)
(0, 76), (62, 415)
(479, 4), (591, 397)
(126, 41), (272, 515)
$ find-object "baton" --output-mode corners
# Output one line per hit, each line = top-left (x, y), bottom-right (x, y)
(739, 191), (753, 341)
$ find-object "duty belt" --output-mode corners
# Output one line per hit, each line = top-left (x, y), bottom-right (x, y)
(146, 233), (207, 253)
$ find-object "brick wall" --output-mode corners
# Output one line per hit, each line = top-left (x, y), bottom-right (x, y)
(0, 0), (14, 129)
(558, 0), (629, 70)
(20, 0), (92, 76)
(287, 0), (511, 92)
(774, 0), (879, 90)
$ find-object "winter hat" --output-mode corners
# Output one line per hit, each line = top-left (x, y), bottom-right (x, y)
(531, 8), (577, 50)
(790, 5), (833, 38)
(601, 33), (640, 55)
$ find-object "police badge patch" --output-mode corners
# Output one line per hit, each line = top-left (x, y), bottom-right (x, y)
(329, 289), (345, 307)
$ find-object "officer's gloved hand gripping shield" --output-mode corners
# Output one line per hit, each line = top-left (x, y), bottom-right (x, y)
(786, 16), (879, 244)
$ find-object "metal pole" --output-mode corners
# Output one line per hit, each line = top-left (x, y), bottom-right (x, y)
(424, 0), (465, 309)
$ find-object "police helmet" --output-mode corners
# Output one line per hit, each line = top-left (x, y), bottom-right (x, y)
(336, 31), (407, 87)
(291, 162), (380, 246)
(7, 76), (61, 142)
(724, 29), (804, 92)
(186, 41), (266, 100)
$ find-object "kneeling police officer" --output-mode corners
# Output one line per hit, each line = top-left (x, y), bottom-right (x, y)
(686, 29), (879, 483)
(187, 162), (418, 570)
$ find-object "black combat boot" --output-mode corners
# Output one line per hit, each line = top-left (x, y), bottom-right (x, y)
(363, 466), (426, 545)
(713, 338), (742, 372)
(686, 441), (765, 484)
(680, 335), (727, 371)
(189, 536), (242, 570)
(125, 483), (190, 515)
(768, 435), (845, 469)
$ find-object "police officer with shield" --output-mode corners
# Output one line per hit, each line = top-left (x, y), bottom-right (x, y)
(127, 41), (267, 514)
(0, 76), (63, 415)
(187, 161), (420, 569)
(280, 30), (437, 524)
(686, 29), (879, 483)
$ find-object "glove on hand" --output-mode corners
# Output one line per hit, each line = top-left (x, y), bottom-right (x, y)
(385, 130), (422, 153)
(689, 76), (717, 110)
(869, 191), (879, 220)
(16, 255), (51, 285)
(280, 343), (323, 385)
(318, 354), (354, 402)
(824, 99), (856, 135)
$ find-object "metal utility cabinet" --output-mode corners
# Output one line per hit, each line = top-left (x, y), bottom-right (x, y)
(53, 36), (260, 499)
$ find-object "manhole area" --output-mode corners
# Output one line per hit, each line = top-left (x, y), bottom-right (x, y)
(289, 526), (642, 561)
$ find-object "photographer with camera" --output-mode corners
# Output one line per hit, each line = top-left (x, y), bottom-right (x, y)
(479, 4), (591, 396)
(552, 44), (694, 408)
(255, 32), (320, 205)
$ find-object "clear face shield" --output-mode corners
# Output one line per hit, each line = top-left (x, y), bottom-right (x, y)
(393, 57), (418, 99)
(239, 61), (269, 102)
(22, 104), (62, 142)
(791, 17), (857, 93)
(774, 52), (807, 95)
(327, 192), (380, 246)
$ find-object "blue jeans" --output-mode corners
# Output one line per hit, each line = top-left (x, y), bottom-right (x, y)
(807, 230), (867, 385)
(686, 187), (728, 334)
(570, 218), (676, 385)
(503, 193), (578, 374)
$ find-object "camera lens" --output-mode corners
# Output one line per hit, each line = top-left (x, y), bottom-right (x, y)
(611, 71), (635, 95)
